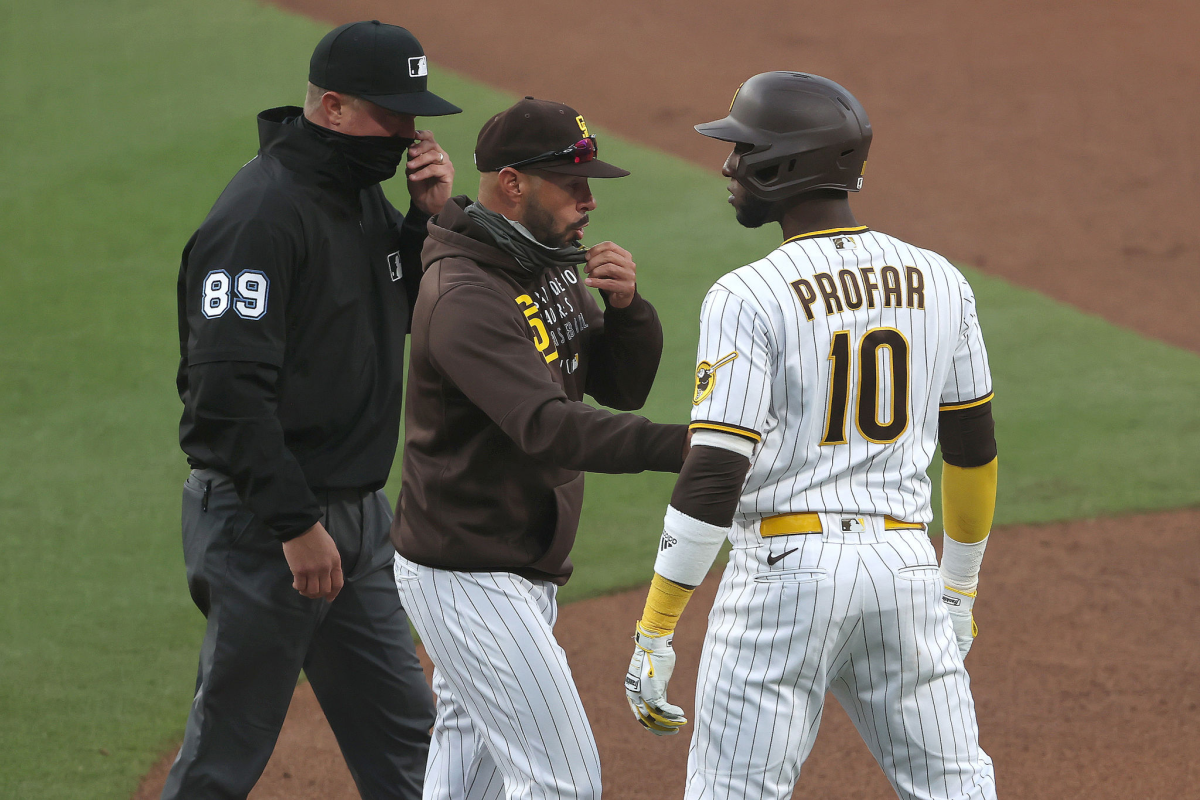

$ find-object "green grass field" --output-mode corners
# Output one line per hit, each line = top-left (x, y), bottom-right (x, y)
(3, 0), (1200, 796)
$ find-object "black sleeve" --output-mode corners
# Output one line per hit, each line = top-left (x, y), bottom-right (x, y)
(182, 213), (298, 368)
(181, 360), (322, 540)
(669, 445), (752, 527)
(393, 200), (431, 334)
(583, 291), (665, 411)
(938, 401), (998, 468)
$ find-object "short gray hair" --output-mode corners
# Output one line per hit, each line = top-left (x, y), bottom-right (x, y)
(304, 82), (362, 115)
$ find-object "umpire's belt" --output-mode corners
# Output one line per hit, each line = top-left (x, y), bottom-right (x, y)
(759, 512), (926, 538)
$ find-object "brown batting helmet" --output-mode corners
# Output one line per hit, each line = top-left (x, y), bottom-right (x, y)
(696, 72), (872, 202)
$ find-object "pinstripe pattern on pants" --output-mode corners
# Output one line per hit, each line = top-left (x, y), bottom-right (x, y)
(395, 555), (602, 800)
(685, 520), (995, 800)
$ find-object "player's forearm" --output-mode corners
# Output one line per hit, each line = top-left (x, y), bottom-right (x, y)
(938, 399), (998, 548)
(941, 458), (998, 544)
(639, 443), (751, 635)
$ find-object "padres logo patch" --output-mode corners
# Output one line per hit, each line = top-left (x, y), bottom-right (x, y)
(575, 115), (589, 137)
(693, 352), (738, 405)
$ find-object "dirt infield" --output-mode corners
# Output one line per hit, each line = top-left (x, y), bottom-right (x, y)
(136, 510), (1200, 798)
(137, 1), (1200, 796)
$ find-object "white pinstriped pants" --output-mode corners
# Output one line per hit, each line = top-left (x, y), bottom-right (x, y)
(686, 517), (996, 800)
(395, 555), (602, 800)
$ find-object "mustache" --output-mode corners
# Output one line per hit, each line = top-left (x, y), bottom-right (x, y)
(572, 215), (590, 229)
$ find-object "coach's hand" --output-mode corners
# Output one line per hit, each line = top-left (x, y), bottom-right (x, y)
(283, 522), (344, 602)
(942, 586), (977, 659)
(625, 623), (688, 735)
(585, 242), (637, 309)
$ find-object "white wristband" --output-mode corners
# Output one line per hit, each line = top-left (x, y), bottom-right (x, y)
(940, 533), (989, 593)
(653, 505), (729, 587)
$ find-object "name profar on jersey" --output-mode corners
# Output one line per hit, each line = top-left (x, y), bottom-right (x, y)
(690, 228), (992, 524)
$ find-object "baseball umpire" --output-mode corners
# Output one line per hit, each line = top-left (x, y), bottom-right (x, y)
(623, 72), (999, 800)
(166, 21), (459, 799)
(392, 97), (689, 800)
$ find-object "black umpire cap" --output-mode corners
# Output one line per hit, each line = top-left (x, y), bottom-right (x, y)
(309, 21), (462, 116)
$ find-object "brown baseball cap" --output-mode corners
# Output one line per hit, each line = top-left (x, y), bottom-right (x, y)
(474, 97), (629, 178)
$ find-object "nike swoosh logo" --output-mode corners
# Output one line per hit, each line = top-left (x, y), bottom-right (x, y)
(766, 547), (798, 566)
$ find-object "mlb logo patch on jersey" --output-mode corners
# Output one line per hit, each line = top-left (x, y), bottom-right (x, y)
(832, 236), (858, 251)
(387, 251), (403, 281)
(840, 517), (866, 533)
(408, 56), (428, 77)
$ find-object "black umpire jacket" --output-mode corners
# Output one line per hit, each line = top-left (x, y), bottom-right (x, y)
(176, 106), (428, 540)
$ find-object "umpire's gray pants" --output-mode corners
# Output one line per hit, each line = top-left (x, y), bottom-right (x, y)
(161, 469), (435, 800)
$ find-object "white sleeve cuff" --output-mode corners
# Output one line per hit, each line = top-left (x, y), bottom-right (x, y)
(690, 429), (756, 458)
(653, 505), (730, 587)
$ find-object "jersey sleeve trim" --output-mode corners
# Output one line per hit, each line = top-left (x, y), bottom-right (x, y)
(689, 420), (762, 443)
(782, 225), (869, 244)
(939, 392), (994, 411)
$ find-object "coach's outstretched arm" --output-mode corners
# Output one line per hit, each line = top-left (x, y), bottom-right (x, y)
(427, 282), (687, 474)
(937, 399), (999, 659)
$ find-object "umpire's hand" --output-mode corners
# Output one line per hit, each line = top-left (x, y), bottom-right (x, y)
(282, 523), (344, 601)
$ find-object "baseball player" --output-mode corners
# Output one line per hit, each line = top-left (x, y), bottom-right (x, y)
(623, 72), (999, 800)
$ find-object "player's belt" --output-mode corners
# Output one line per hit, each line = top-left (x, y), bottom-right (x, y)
(759, 512), (926, 537)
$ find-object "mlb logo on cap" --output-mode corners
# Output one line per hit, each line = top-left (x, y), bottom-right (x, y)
(408, 56), (427, 78)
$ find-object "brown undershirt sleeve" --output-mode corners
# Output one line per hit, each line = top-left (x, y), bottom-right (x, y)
(938, 401), (997, 468)
(668, 444), (752, 527)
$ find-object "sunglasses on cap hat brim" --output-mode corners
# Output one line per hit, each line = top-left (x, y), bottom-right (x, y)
(499, 137), (630, 178)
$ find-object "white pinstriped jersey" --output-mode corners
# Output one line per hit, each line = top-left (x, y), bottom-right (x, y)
(690, 226), (992, 524)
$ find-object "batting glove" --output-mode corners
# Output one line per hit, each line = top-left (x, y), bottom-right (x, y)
(941, 585), (978, 659)
(625, 623), (688, 736)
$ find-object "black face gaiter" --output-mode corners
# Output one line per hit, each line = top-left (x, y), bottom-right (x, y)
(298, 115), (415, 188)
(465, 201), (588, 277)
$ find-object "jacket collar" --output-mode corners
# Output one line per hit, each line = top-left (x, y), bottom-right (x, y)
(256, 105), (358, 192)
(423, 196), (529, 278)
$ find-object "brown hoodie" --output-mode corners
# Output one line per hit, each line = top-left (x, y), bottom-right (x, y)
(391, 196), (687, 584)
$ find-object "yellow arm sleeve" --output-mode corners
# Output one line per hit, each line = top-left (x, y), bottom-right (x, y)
(941, 456), (998, 544)
(638, 573), (697, 635)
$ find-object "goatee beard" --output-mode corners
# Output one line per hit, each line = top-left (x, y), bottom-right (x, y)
(734, 195), (776, 229)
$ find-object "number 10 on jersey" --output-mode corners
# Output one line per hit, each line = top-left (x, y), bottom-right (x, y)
(822, 327), (910, 445)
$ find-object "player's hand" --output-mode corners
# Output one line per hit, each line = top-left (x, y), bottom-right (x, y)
(406, 131), (454, 216)
(282, 522), (344, 602)
(942, 585), (977, 659)
(584, 242), (637, 309)
(625, 623), (688, 735)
